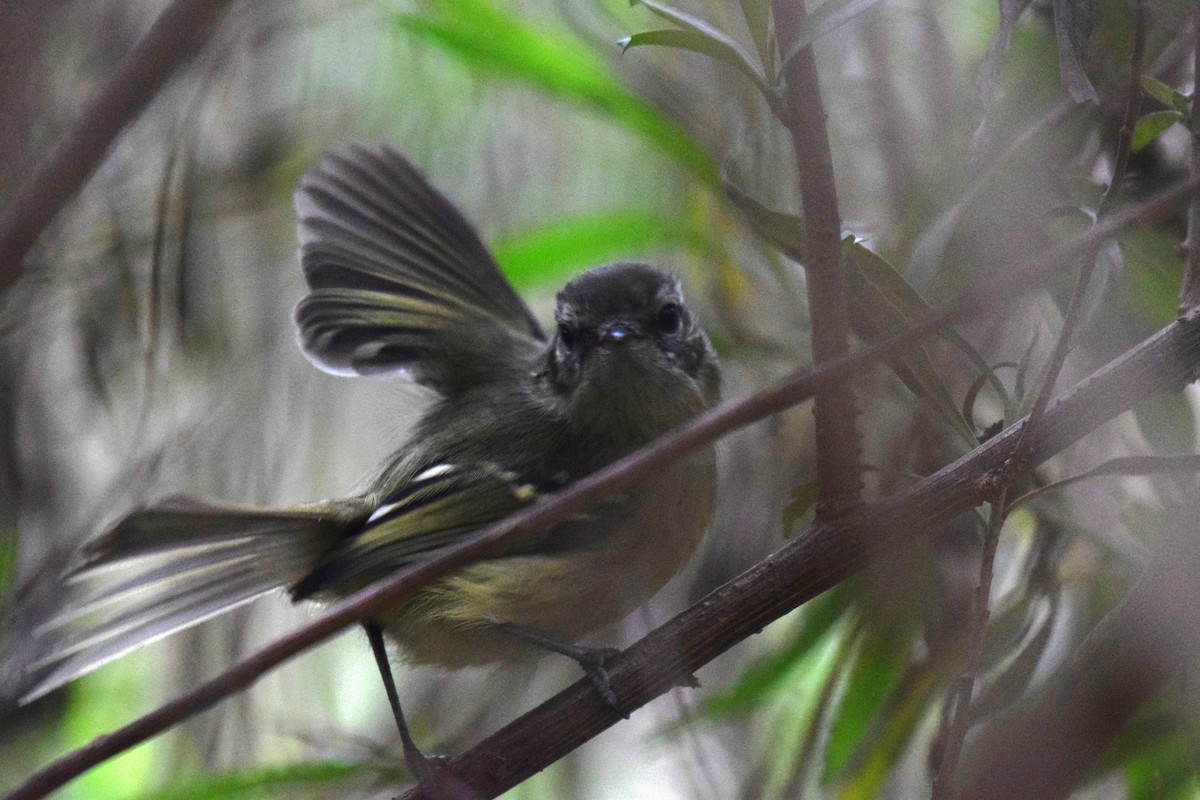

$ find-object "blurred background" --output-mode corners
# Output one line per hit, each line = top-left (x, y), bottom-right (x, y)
(1, 0), (1197, 797)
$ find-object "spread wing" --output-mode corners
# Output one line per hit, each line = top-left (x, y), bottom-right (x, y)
(293, 143), (546, 393)
(291, 464), (629, 600)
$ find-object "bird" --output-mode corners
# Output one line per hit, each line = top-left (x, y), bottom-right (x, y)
(22, 143), (721, 787)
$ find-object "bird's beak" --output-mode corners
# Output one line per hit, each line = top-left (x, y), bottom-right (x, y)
(600, 322), (637, 345)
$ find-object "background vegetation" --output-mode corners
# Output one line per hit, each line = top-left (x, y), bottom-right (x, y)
(1, 0), (1199, 798)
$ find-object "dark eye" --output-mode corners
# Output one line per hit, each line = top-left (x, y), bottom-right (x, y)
(557, 323), (576, 349)
(655, 303), (682, 334)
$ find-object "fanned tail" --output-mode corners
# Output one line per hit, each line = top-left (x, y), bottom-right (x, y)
(21, 497), (366, 702)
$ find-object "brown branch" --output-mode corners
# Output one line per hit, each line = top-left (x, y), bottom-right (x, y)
(1181, 2), (1200, 313)
(396, 307), (1200, 800)
(935, 10), (1150, 794)
(1024, 0), (1147, 438)
(0, 307), (953, 800)
(5, 178), (1197, 800)
(931, 488), (1010, 799)
(0, 0), (235, 292)
(772, 0), (863, 515)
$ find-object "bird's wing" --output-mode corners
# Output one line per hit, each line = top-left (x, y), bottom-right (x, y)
(294, 143), (545, 393)
(291, 463), (630, 600)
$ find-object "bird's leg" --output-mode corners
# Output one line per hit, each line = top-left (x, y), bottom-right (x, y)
(363, 622), (471, 796)
(491, 622), (628, 718)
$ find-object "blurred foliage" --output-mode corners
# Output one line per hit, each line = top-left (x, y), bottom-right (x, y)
(1, 0), (1199, 798)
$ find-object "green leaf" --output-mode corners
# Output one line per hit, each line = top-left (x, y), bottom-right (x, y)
(1119, 228), (1185, 325)
(1011, 454), (1200, 511)
(1122, 720), (1200, 800)
(845, 239), (1012, 418)
(978, 0), (1036, 106)
(972, 597), (1056, 718)
(821, 625), (909, 783)
(1133, 392), (1197, 455)
(1141, 75), (1191, 116)
(722, 185), (999, 443)
(844, 241), (979, 446)
(779, 0), (886, 67)
(720, 178), (806, 260)
(618, 29), (766, 91)
(128, 761), (371, 800)
(393, 0), (716, 183)
(782, 481), (819, 536)
(634, 0), (742, 44)
(833, 659), (943, 799)
(738, 0), (773, 74)
(1131, 110), (1185, 153)
(703, 586), (850, 719)
(491, 210), (709, 289)
(0, 529), (15, 593)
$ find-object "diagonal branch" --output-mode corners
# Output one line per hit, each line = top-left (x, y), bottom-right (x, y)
(1023, 0), (1148, 439)
(4, 177), (1197, 800)
(0, 0), (235, 292)
(397, 307), (1200, 800)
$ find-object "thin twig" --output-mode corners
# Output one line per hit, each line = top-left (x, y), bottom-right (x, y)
(931, 488), (1010, 800)
(1022, 0), (1148, 440)
(0, 0), (235, 292)
(5, 177), (1195, 800)
(955, 503), (1200, 799)
(771, 0), (863, 516)
(1180, 1), (1200, 313)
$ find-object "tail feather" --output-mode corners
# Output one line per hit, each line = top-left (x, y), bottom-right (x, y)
(20, 497), (367, 703)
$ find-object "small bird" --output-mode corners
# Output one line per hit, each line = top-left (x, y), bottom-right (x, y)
(23, 143), (720, 784)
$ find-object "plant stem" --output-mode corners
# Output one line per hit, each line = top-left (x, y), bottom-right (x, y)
(931, 489), (1010, 800)
(0, 0), (234, 291)
(772, 0), (863, 515)
(1181, 0), (1200, 313)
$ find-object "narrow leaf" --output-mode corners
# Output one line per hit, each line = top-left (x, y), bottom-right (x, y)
(1131, 110), (1185, 153)
(702, 587), (850, 718)
(782, 481), (819, 536)
(971, 597), (1056, 719)
(834, 660), (944, 799)
(129, 761), (372, 800)
(978, 0), (1036, 106)
(394, 1), (716, 183)
(1052, 0), (1099, 104)
(822, 625), (909, 782)
(492, 210), (709, 289)
(738, 0), (773, 74)
(1141, 75), (1190, 116)
(844, 242), (981, 446)
(619, 29), (766, 90)
(721, 178), (806, 260)
(1010, 454), (1200, 511)
(779, 0), (886, 68)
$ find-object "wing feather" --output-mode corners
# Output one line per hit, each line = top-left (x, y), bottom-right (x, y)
(294, 144), (545, 391)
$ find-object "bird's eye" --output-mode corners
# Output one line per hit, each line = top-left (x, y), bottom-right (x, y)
(557, 323), (576, 349)
(655, 303), (682, 334)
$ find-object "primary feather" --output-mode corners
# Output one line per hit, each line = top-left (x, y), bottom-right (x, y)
(294, 143), (545, 390)
(22, 498), (369, 702)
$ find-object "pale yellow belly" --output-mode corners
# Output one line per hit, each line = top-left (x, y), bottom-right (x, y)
(378, 450), (716, 667)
